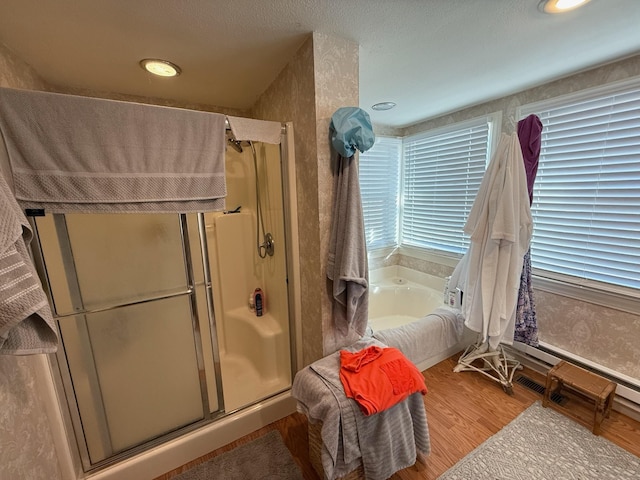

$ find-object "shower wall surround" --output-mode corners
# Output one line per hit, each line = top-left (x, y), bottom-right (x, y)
(0, 43), (64, 480)
(400, 54), (640, 382)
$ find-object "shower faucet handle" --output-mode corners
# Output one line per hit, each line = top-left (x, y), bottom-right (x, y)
(260, 232), (275, 257)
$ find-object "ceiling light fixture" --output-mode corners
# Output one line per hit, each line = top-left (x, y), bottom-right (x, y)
(139, 58), (181, 77)
(538, 0), (591, 14)
(371, 102), (396, 111)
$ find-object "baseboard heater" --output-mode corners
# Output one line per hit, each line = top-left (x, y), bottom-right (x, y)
(511, 341), (640, 410)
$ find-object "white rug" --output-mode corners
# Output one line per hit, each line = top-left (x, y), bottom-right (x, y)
(438, 401), (640, 479)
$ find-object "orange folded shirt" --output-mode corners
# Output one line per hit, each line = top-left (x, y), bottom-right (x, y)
(339, 345), (427, 415)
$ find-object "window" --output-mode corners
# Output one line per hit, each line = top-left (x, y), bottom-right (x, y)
(401, 114), (500, 255)
(359, 136), (402, 250)
(519, 78), (640, 295)
(358, 115), (500, 255)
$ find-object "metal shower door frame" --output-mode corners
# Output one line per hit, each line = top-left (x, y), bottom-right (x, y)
(28, 212), (225, 472)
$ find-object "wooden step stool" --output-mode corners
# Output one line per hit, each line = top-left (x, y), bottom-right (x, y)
(543, 360), (616, 435)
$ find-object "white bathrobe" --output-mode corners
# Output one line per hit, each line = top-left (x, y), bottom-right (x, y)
(460, 133), (532, 349)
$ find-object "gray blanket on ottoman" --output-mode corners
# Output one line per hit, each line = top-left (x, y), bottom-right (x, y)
(292, 338), (430, 480)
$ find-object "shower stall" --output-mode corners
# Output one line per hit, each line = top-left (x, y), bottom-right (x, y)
(29, 125), (300, 476)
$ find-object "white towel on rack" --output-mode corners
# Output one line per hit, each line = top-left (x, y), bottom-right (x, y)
(227, 116), (282, 144)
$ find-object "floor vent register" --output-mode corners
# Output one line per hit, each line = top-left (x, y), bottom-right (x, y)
(516, 375), (567, 405)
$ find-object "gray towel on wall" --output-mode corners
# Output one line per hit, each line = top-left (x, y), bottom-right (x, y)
(327, 153), (369, 338)
(0, 87), (227, 213)
(0, 172), (58, 355)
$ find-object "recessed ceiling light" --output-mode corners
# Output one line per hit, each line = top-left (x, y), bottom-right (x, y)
(139, 58), (181, 77)
(539, 0), (591, 14)
(372, 102), (396, 111)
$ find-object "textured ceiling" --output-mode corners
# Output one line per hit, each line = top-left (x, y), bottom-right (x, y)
(1, 0), (640, 128)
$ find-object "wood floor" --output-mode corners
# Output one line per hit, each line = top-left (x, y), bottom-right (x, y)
(155, 353), (640, 480)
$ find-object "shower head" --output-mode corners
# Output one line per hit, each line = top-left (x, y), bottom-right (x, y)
(227, 137), (244, 153)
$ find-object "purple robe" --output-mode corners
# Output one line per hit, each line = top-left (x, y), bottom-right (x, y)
(515, 114), (543, 346)
(517, 114), (543, 204)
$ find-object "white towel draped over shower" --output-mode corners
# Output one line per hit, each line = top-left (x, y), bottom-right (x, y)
(454, 133), (532, 350)
(0, 87), (227, 213)
(227, 115), (282, 144)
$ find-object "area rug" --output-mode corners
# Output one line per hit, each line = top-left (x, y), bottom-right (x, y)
(172, 430), (304, 480)
(438, 401), (640, 479)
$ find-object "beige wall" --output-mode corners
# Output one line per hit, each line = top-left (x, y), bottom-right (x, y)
(251, 35), (322, 366)
(397, 54), (640, 382)
(51, 85), (248, 117)
(312, 33), (360, 356)
(0, 43), (64, 480)
(252, 32), (360, 362)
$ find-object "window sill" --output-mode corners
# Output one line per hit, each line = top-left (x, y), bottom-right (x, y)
(397, 245), (461, 268)
(367, 245), (398, 261)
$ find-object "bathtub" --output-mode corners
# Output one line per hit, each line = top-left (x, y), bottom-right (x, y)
(369, 266), (446, 331)
(368, 265), (467, 371)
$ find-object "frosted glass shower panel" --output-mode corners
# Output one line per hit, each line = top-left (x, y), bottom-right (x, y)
(64, 213), (188, 309)
(84, 296), (203, 454)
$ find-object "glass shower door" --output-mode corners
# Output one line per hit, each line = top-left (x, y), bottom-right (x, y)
(33, 213), (219, 467)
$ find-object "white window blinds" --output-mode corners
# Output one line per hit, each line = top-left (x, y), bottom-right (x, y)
(401, 117), (495, 254)
(359, 136), (402, 249)
(520, 79), (640, 292)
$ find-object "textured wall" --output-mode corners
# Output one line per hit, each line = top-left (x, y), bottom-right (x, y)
(251, 35), (324, 366)
(51, 85), (248, 116)
(398, 54), (640, 382)
(0, 42), (63, 480)
(311, 32), (360, 356)
(0, 43), (49, 92)
(252, 32), (360, 361)
(536, 291), (640, 380)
